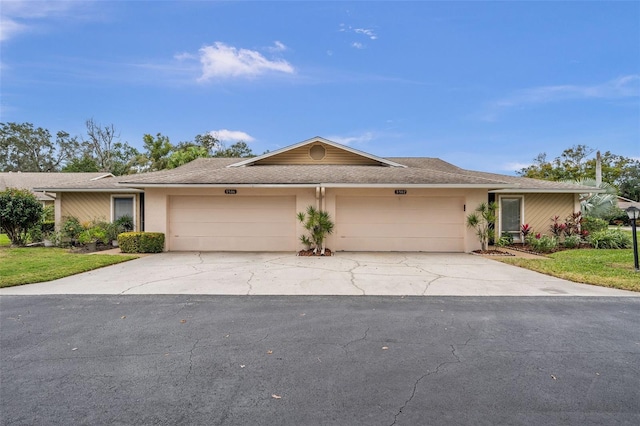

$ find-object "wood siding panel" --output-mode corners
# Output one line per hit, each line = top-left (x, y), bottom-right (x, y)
(500, 193), (576, 237)
(255, 143), (380, 165)
(60, 193), (111, 224)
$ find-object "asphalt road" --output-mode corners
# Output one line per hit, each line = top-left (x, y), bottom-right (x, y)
(1, 295), (639, 425)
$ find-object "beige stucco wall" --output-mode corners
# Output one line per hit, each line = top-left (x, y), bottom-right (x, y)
(496, 193), (578, 238)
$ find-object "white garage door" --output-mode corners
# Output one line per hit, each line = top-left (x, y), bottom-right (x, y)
(335, 196), (465, 252)
(168, 195), (296, 251)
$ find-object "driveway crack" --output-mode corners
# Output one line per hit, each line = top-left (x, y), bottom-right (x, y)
(390, 342), (465, 425)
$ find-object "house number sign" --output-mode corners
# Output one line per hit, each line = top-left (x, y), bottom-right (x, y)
(225, 189), (237, 194)
(394, 190), (407, 195)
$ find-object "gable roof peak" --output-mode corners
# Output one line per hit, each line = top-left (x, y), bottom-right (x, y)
(227, 136), (407, 168)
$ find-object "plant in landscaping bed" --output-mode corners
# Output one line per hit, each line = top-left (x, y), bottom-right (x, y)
(563, 234), (582, 249)
(118, 232), (165, 253)
(115, 215), (134, 232)
(564, 212), (583, 236)
(520, 224), (532, 241)
(588, 228), (632, 249)
(526, 234), (558, 253)
(62, 216), (84, 243)
(496, 232), (514, 247)
(581, 216), (608, 234)
(297, 206), (334, 255)
(77, 227), (109, 246)
(0, 188), (44, 246)
(466, 201), (497, 251)
(549, 216), (567, 238)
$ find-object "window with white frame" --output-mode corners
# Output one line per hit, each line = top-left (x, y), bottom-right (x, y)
(500, 197), (523, 241)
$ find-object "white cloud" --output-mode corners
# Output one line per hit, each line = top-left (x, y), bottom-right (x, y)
(351, 42), (364, 49)
(501, 162), (531, 172)
(267, 41), (287, 53)
(0, 17), (26, 41)
(0, 0), (95, 42)
(196, 42), (295, 82)
(494, 75), (640, 109)
(209, 129), (255, 143)
(327, 132), (375, 146)
(354, 28), (377, 40)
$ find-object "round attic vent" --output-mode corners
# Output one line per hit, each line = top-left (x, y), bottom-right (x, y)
(309, 144), (326, 160)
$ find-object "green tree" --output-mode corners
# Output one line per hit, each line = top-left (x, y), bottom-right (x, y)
(167, 145), (209, 169)
(193, 133), (220, 155)
(212, 141), (255, 158)
(138, 133), (173, 172)
(0, 188), (44, 246)
(62, 155), (100, 172)
(466, 202), (497, 251)
(518, 145), (640, 201)
(0, 122), (80, 172)
(297, 206), (335, 255)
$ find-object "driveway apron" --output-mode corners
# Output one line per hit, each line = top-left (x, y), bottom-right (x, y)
(1, 252), (637, 296)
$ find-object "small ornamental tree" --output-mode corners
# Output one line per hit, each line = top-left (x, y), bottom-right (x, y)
(297, 205), (334, 255)
(466, 201), (497, 251)
(0, 188), (44, 246)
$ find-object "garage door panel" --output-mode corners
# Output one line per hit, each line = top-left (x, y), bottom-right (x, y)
(338, 223), (463, 239)
(170, 236), (295, 252)
(171, 195), (289, 210)
(338, 236), (463, 252)
(335, 195), (464, 252)
(170, 221), (295, 238)
(338, 209), (461, 224)
(168, 195), (296, 251)
(169, 208), (293, 223)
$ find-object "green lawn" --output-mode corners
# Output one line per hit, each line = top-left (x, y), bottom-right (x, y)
(0, 247), (138, 288)
(499, 248), (639, 292)
(0, 234), (10, 247)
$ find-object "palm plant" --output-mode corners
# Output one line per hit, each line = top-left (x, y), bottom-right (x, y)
(563, 178), (618, 219)
(466, 201), (497, 251)
(297, 205), (334, 255)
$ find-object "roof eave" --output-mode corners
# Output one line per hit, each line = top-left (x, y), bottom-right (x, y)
(490, 188), (606, 194)
(33, 187), (142, 193)
(116, 183), (516, 189)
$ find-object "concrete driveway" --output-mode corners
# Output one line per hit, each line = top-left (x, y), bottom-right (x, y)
(1, 252), (637, 296)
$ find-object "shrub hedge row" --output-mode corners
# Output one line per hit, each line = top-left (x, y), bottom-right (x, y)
(117, 232), (165, 253)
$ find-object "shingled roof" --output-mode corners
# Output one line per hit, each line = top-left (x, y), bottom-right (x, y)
(0, 172), (115, 200)
(29, 138), (602, 193)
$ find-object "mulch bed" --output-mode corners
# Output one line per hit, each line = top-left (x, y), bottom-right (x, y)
(297, 248), (333, 256)
(472, 249), (514, 256)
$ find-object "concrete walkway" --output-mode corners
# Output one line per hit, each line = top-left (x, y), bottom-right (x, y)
(1, 252), (637, 296)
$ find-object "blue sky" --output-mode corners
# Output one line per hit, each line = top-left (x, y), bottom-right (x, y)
(1, 1), (639, 174)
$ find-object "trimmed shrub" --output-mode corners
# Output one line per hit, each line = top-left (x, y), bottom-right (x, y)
(118, 232), (165, 253)
(588, 229), (632, 249)
(0, 188), (44, 245)
(582, 216), (608, 234)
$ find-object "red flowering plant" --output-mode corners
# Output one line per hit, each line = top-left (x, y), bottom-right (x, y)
(521, 224), (532, 239)
(564, 212), (583, 236)
(550, 216), (567, 238)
